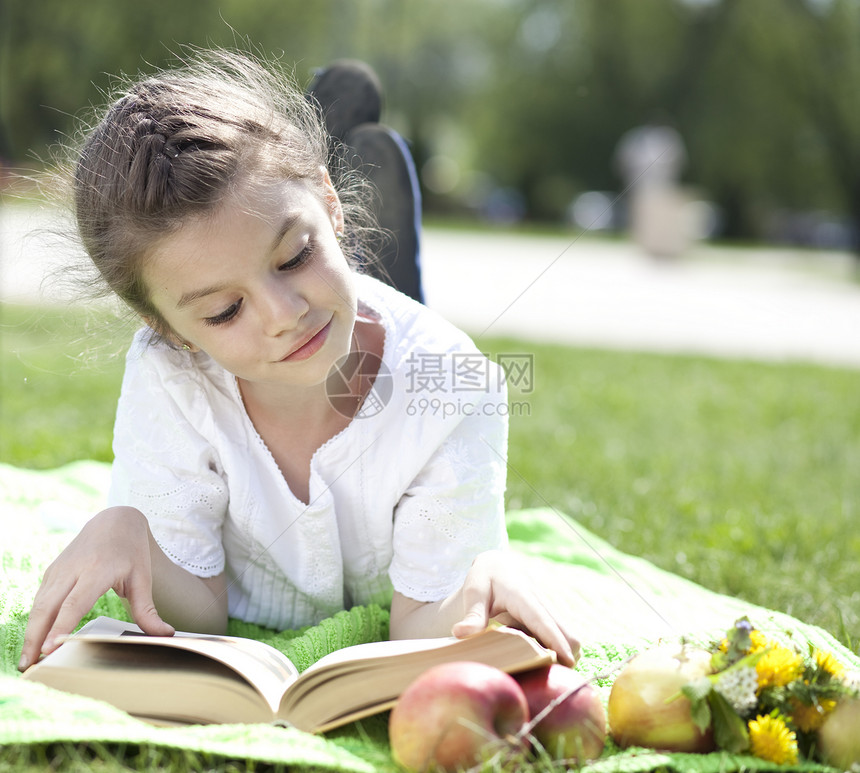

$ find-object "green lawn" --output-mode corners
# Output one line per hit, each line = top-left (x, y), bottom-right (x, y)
(483, 337), (860, 650)
(0, 304), (133, 466)
(2, 301), (859, 771)
(2, 302), (859, 650)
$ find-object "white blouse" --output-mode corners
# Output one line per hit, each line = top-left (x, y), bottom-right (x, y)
(108, 274), (509, 630)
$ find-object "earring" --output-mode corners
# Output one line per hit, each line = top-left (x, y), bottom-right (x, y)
(336, 231), (344, 242)
(182, 343), (191, 351)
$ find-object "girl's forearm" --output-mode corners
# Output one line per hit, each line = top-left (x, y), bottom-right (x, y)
(388, 550), (580, 666)
(140, 518), (228, 634)
(389, 588), (465, 640)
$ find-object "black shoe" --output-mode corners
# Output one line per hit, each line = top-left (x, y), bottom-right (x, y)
(306, 60), (383, 145)
(346, 123), (424, 304)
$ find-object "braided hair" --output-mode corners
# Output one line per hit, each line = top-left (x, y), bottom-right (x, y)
(72, 50), (366, 341)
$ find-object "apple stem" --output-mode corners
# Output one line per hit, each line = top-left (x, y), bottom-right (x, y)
(462, 657), (635, 773)
(518, 657), (634, 743)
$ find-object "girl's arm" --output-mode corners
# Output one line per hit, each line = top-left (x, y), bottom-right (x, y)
(18, 506), (228, 671)
(389, 550), (581, 667)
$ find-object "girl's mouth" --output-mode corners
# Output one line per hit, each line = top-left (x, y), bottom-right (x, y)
(279, 319), (332, 362)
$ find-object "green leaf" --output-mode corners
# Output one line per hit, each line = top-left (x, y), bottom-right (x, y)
(690, 697), (713, 736)
(682, 676), (714, 704)
(711, 651), (731, 672)
(708, 691), (750, 754)
(682, 678), (714, 734)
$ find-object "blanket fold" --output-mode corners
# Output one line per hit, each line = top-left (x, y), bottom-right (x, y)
(1, 462), (856, 772)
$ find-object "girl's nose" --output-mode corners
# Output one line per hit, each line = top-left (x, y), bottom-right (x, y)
(259, 278), (309, 337)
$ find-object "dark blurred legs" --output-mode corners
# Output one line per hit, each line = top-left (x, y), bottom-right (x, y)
(307, 61), (424, 304)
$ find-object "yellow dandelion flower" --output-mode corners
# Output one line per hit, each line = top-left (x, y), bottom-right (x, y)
(748, 714), (799, 766)
(749, 630), (770, 653)
(790, 697), (837, 733)
(814, 649), (844, 679)
(756, 646), (804, 690)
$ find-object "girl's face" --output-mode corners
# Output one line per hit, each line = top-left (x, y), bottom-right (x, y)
(142, 170), (356, 394)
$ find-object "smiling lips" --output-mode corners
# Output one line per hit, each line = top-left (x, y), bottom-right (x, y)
(279, 320), (332, 362)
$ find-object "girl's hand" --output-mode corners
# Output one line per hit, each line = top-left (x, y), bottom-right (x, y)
(18, 506), (174, 672)
(451, 550), (581, 667)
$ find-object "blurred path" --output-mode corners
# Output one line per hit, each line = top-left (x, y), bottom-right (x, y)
(422, 228), (860, 369)
(3, 203), (860, 369)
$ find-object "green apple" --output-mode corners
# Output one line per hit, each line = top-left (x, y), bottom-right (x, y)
(608, 645), (715, 753)
(818, 695), (860, 770)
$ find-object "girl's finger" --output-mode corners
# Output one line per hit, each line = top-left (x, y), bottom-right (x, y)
(451, 564), (493, 637)
(501, 590), (579, 667)
(41, 580), (108, 655)
(125, 575), (174, 637)
(451, 604), (489, 638)
(19, 572), (79, 670)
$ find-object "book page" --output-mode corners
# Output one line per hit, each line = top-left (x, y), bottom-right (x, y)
(69, 617), (298, 712)
(304, 635), (462, 673)
(280, 626), (553, 732)
(27, 639), (276, 724)
(304, 626), (546, 674)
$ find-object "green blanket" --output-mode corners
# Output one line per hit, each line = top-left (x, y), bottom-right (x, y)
(1, 461), (856, 772)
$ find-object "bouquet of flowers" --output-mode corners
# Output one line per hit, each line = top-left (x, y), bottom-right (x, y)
(681, 617), (859, 766)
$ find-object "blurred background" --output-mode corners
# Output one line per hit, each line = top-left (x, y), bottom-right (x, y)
(1, 0), (859, 255)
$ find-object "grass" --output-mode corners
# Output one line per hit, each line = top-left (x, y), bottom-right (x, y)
(4, 301), (858, 642)
(0, 743), (295, 773)
(2, 301), (860, 771)
(483, 337), (860, 648)
(0, 303), (132, 465)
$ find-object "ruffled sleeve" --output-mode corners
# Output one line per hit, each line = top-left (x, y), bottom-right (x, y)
(107, 331), (228, 577)
(387, 366), (510, 602)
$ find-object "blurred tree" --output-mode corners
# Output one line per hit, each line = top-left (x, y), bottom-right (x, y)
(461, 0), (858, 247)
(1, 0), (858, 250)
(781, 0), (860, 251)
(1, 0), (222, 160)
(467, 0), (696, 220)
(682, 0), (858, 242)
(0, 0), (344, 161)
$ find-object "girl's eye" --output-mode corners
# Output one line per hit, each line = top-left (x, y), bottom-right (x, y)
(200, 242), (313, 327)
(204, 299), (243, 327)
(278, 242), (314, 272)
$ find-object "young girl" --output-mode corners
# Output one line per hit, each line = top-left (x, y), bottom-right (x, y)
(19, 51), (579, 673)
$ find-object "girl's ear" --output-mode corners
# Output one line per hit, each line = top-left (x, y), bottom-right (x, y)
(143, 316), (198, 352)
(321, 167), (344, 236)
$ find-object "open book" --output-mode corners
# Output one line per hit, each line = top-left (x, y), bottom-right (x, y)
(22, 616), (555, 733)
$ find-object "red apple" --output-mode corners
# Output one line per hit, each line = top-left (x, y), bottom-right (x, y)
(516, 664), (607, 762)
(389, 661), (529, 772)
(608, 645), (715, 753)
(818, 695), (860, 770)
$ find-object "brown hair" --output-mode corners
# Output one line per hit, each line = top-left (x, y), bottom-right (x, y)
(72, 49), (372, 341)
